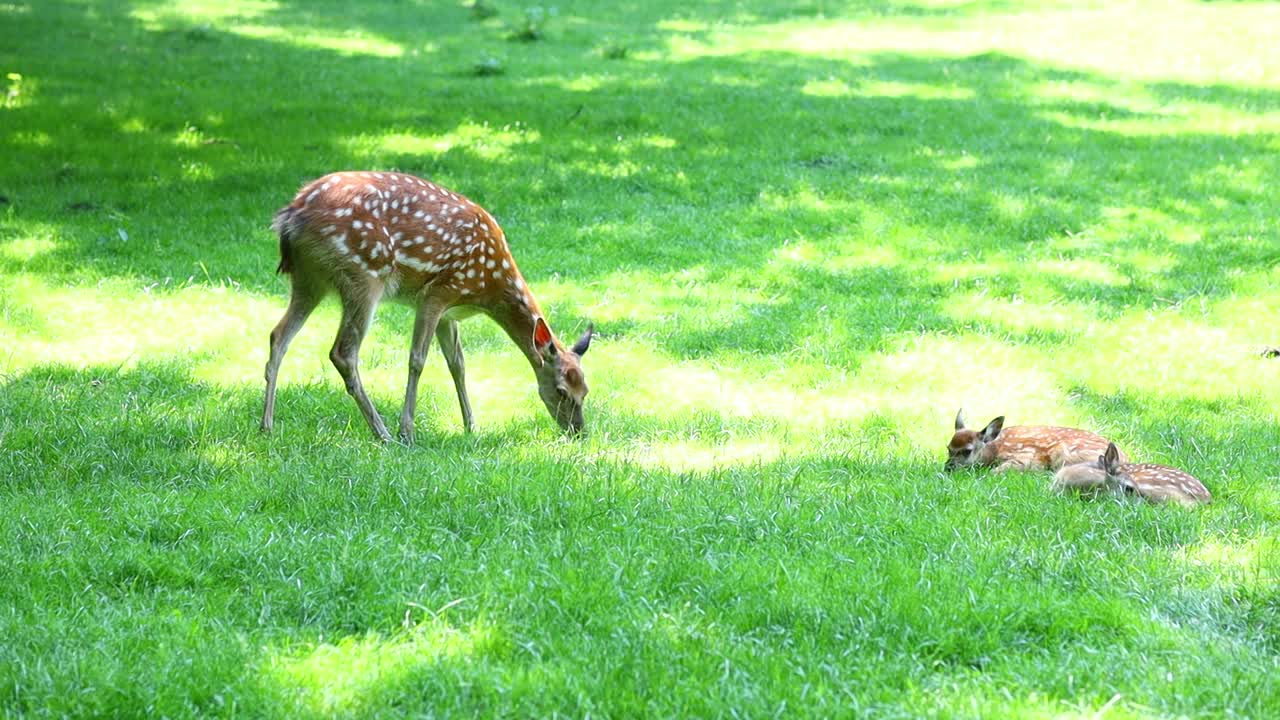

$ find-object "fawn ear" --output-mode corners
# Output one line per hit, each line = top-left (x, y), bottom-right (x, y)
(954, 408), (966, 431)
(570, 323), (594, 357)
(533, 317), (555, 359)
(979, 416), (1004, 442)
(1103, 442), (1120, 472)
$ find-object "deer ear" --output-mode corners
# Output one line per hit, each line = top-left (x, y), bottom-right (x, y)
(979, 416), (1004, 442)
(1103, 442), (1120, 471)
(954, 408), (966, 430)
(533, 317), (554, 357)
(570, 323), (594, 357)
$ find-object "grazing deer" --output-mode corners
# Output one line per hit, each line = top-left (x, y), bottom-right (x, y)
(1054, 443), (1211, 507)
(944, 409), (1125, 472)
(260, 171), (594, 442)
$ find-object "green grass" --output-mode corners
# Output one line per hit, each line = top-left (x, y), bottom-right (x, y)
(2, 0), (1279, 716)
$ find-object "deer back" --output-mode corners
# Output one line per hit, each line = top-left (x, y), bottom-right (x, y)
(275, 171), (532, 308)
(1113, 463), (1211, 506)
(985, 426), (1123, 470)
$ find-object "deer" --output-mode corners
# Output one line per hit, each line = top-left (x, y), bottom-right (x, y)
(1053, 442), (1212, 507)
(260, 170), (594, 443)
(944, 409), (1126, 472)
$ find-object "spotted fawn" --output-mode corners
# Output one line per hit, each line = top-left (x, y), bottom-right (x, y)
(1053, 442), (1211, 506)
(261, 171), (594, 442)
(945, 409), (1125, 472)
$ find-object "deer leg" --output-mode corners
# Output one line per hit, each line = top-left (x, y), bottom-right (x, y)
(435, 318), (474, 433)
(397, 300), (447, 444)
(992, 461), (1028, 474)
(261, 280), (324, 433)
(330, 294), (392, 443)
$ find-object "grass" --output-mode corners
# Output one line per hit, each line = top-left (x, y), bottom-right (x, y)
(1, 0), (1278, 716)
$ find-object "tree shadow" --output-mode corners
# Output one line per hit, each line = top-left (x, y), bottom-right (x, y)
(3, 2), (1277, 354)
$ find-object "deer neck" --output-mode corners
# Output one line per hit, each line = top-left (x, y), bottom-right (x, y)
(488, 282), (556, 369)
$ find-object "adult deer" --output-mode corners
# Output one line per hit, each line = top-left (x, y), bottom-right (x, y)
(260, 171), (594, 442)
(944, 410), (1124, 472)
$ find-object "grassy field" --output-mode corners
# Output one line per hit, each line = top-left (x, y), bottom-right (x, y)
(2, 0), (1279, 716)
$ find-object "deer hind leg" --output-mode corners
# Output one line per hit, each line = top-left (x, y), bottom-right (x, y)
(330, 292), (392, 442)
(1049, 445), (1091, 470)
(261, 276), (325, 433)
(397, 300), (447, 444)
(435, 318), (474, 433)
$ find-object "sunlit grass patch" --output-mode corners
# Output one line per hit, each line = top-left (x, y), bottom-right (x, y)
(263, 619), (508, 716)
(346, 122), (542, 164)
(1180, 534), (1280, 592)
(0, 274), (278, 374)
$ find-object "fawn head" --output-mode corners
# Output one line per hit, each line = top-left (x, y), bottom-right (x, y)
(944, 409), (1004, 471)
(533, 318), (594, 434)
(1096, 442), (1135, 494)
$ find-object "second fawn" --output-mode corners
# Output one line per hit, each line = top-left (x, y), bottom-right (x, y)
(945, 409), (1125, 472)
(1053, 442), (1212, 507)
(261, 171), (594, 442)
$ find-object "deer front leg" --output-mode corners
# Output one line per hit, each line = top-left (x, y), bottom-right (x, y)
(398, 300), (447, 444)
(435, 318), (474, 433)
(330, 295), (392, 443)
(992, 460), (1029, 473)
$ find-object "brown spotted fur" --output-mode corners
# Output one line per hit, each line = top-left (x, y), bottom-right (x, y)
(261, 171), (594, 441)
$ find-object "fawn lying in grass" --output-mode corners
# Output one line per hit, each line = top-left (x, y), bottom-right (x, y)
(945, 410), (1125, 472)
(1052, 442), (1211, 507)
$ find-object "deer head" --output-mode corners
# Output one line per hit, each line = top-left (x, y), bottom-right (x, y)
(533, 318), (593, 434)
(944, 409), (1004, 471)
(1096, 442), (1136, 494)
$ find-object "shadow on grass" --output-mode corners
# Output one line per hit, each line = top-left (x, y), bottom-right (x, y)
(2, 2), (1278, 369)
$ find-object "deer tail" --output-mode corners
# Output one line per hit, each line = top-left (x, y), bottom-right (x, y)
(271, 206), (301, 275)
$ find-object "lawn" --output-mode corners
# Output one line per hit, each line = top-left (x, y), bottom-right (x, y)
(1, 0), (1278, 716)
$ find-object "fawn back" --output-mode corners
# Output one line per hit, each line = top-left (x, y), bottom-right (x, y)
(1099, 442), (1211, 506)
